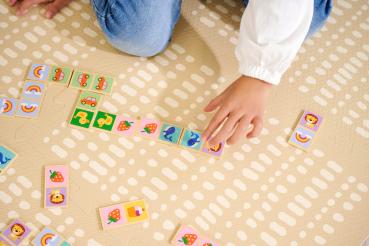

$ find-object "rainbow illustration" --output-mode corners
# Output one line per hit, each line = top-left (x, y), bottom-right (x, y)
(1, 99), (13, 113)
(25, 85), (42, 96)
(21, 103), (38, 113)
(40, 233), (57, 246)
(33, 65), (45, 79)
(295, 131), (311, 143)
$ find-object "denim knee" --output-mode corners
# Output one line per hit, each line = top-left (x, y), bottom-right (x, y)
(92, 0), (182, 57)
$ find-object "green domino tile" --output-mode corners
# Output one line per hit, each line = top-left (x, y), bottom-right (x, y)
(69, 70), (94, 90)
(69, 108), (94, 129)
(48, 66), (73, 86)
(91, 75), (114, 95)
(93, 111), (116, 131)
(76, 91), (102, 111)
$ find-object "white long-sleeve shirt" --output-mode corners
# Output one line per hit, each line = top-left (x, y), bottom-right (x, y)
(235, 0), (314, 85)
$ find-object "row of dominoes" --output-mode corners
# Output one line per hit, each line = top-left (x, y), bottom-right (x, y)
(0, 81), (46, 118)
(0, 145), (17, 175)
(0, 219), (71, 246)
(98, 199), (149, 230)
(170, 224), (219, 246)
(44, 165), (69, 208)
(288, 110), (323, 151)
(25, 63), (114, 95)
(69, 91), (224, 157)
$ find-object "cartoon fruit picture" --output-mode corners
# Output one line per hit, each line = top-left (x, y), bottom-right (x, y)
(49, 170), (64, 182)
(178, 233), (198, 245)
(202, 244), (213, 246)
(117, 120), (133, 131)
(107, 209), (121, 224)
(141, 123), (157, 134)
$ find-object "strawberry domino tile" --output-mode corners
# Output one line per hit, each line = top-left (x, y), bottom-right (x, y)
(171, 224), (219, 246)
(99, 199), (149, 230)
(44, 165), (69, 208)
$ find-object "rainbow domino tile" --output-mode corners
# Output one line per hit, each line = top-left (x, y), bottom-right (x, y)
(32, 227), (62, 246)
(21, 81), (46, 101)
(27, 64), (50, 81)
(0, 98), (18, 117)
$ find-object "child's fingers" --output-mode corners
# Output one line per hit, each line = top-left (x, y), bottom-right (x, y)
(208, 113), (241, 146)
(203, 94), (224, 112)
(16, 0), (45, 15)
(46, 0), (70, 19)
(202, 107), (229, 141)
(247, 117), (263, 138)
(8, 0), (18, 7)
(226, 116), (250, 145)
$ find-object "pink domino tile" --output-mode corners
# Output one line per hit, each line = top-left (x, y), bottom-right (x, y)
(99, 204), (127, 230)
(45, 165), (69, 188)
(137, 118), (161, 139)
(112, 116), (138, 137)
(171, 225), (200, 246)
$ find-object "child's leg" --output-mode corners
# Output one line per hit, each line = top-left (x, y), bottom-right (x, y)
(241, 0), (332, 38)
(91, 0), (182, 57)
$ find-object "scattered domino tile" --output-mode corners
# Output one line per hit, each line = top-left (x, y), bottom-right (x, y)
(27, 64), (50, 81)
(288, 126), (315, 151)
(99, 204), (127, 230)
(59, 240), (72, 246)
(21, 81), (46, 100)
(91, 75), (114, 95)
(2, 219), (31, 246)
(32, 227), (62, 246)
(137, 118), (161, 139)
(69, 70), (94, 90)
(76, 91), (102, 111)
(92, 111), (116, 131)
(0, 235), (11, 246)
(197, 237), (220, 246)
(180, 129), (203, 150)
(45, 165), (69, 188)
(44, 187), (68, 208)
(159, 123), (183, 144)
(15, 99), (41, 118)
(48, 66), (73, 86)
(171, 225), (200, 246)
(201, 140), (225, 157)
(122, 199), (149, 224)
(99, 199), (149, 230)
(44, 165), (69, 208)
(0, 98), (18, 117)
(69, 108), (94, 129)
(298, 110), (323, 132)
(0, 145), (17, 175)
(112, 116), (138, 136)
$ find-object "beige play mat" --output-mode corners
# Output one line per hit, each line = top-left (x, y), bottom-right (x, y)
(0, 0), (368, 245)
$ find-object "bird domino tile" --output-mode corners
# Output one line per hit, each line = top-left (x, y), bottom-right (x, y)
(288, 110), (323, 151)
(171, 224), (219, 246)
(99, 199), (149, 230)
(44, 165), (69, 208)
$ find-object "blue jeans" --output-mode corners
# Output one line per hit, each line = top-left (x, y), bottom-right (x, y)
(92, 0), (332, 57)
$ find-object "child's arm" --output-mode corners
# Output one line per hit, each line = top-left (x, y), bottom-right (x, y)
(9, 0), (72, 19)
(203, 0), (314, 145)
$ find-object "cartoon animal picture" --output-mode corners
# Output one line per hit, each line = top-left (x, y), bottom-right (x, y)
(178, 233), (198, 245)
(304, 113), (319, 129)
(0, 152), (11, 165)
(49, 170), (64, 183)
(97, 114), (113, 127)
(117, 120), (133, 131)
(187, 132), (200, 147)
(50, 189), (65, 204)
(141, 123), (157, 134)
(73, 111), (90, 125)
(9, 223), (25, 241)
(162, 126), (176, 142)
(127, 206), (145, 218)
(107, 209), (121, 224)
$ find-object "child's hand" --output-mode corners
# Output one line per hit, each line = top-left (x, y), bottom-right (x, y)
(203, 75), (272, 145)
(8, 0), (72, 19)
